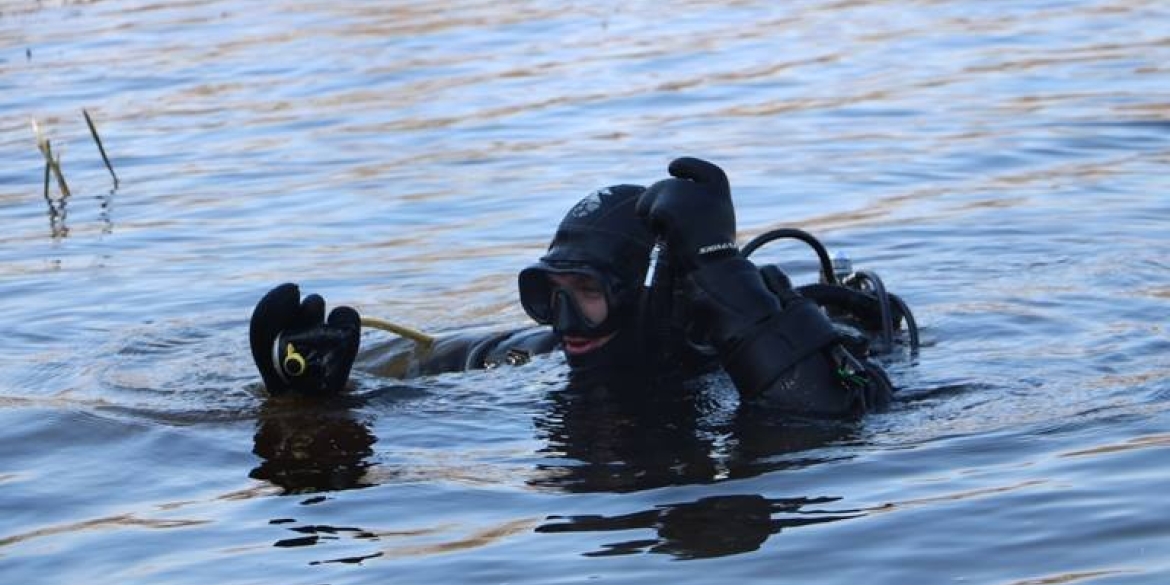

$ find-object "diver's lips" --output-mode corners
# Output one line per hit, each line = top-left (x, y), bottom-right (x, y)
(561, 334), (613, 355)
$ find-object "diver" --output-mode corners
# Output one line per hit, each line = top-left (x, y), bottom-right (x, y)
(249, 157), (916, 418)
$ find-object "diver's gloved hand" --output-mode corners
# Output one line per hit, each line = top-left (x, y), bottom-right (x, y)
(636, 156), (738, 271)
(249, 283), (361, 396)
(688, 259), (868, 416)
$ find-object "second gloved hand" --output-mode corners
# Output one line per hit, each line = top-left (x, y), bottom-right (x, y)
(249, 283), (361, 396)
(636, 157), (738, 271)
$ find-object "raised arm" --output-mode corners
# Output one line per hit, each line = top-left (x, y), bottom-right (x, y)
(637, 157), (889, 417)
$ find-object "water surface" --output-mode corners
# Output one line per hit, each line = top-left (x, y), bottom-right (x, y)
(1, 1), (1168, 583)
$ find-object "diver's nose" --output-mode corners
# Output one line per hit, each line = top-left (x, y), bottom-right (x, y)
(552, 289), (582, 335)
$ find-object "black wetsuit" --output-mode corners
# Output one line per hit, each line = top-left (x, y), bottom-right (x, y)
(356, 303), (894, 418)
(251, 163), (904, 417)
(358, 326), (561, 379)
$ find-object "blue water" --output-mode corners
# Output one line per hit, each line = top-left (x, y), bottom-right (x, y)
(1, 1), (1168, 583)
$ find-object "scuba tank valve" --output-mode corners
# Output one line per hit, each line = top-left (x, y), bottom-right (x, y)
(832, 250), (853, 283)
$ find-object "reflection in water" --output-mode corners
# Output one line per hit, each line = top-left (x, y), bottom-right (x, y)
(531, 378), (857, 493)
(531, 382), (720, 493)
(246, 376), (862, 559)
(266, 519), (386, 565)
(98, 189), (115, 235)
(41, 162), (69, 238)
(39, 186), (116, 238)
(531, 378), (862, 559)
(538, 494), (861, 559)
(32, 111), (120, 239)
(250, 394), (377, 494)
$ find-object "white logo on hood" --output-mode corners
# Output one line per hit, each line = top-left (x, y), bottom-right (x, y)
(569, 188), (609, 218)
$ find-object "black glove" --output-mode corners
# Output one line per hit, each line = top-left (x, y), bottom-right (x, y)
(687, 260), (864, 416)
(249, 283), (361, 396)
(636, 157), (738, 271)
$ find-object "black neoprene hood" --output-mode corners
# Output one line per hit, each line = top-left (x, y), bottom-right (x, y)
(518, 184), (655, 332)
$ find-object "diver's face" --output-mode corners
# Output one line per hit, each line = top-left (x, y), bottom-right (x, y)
(548, 273), (617, 355)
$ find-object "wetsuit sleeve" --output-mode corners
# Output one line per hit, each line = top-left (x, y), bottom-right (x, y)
(358, 327), (559, 379)
(686, 256), (887, 417)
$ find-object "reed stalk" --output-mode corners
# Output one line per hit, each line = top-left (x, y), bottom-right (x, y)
(83, 109), (118, 188)
(31, 119), (71, 198)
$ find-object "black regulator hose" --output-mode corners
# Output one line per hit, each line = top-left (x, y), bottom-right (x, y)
(742, 226), (920, 355)
(849, 269), (895, 352)
(890, 293), (920, 353)
(742, 228), (837, 285)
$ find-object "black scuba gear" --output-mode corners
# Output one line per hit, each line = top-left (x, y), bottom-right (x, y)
(250, 223), (913, 405)
(563, 327), (650, 383)
(250, 283), (361, 396)
(686, 257), (886, 415)
(519, 264), (623, 338)
(552, 289), (596, 337)
(519, 184), (680, 380)
(519, 185), (654, 330)
(637, 156), (905, 417)
(247, 160), (915, 412)
(741, 227), (920, 355)
(359, 326), (560, 379)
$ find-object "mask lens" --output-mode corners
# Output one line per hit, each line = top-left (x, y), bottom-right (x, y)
(519, 266), (616, 335)
(548, 273), (608, 328)
(519, 267), (556, 324)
